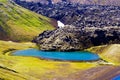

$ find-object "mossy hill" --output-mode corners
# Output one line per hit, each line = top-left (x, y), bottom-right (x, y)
(0, 0), (55, 42)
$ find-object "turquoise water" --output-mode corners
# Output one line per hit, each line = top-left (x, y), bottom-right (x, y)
(112, 75), (120, 80)
(13, 49), (100, 61)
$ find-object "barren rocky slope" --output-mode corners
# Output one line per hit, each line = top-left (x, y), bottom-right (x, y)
(15, 1), (120, 27)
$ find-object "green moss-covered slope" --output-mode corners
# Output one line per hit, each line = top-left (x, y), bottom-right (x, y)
(0, 0), (55, 41)
(87, 44), (120, 65)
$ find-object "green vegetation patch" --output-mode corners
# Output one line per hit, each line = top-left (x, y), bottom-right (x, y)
(86, 44), (120, 65)
(0, 0), (55, 41)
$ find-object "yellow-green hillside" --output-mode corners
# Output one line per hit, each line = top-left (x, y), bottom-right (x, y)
(0, 0), (55, 41)
(87, 44), (120, 65)
(99, 44), (120, 65)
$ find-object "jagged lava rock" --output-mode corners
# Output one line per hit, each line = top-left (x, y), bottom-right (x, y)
(33, 25), (120, 51)
(14, 1), (120, 27)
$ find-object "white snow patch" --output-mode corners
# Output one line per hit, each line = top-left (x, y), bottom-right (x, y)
(57, 21), (65, 28)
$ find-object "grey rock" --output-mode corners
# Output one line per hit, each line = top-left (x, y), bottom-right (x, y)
(33, 25), (120, 51)
(14, 1), (120, 27)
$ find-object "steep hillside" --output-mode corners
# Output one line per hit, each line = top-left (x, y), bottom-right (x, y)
(87, 44), (120, 64)
(0, 0), (55, 42)
(100, 44), (120, 64)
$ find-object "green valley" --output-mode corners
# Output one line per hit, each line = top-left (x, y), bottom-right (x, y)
(0, 0), (120, 80)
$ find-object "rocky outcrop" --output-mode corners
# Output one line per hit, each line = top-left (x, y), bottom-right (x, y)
(33, 25), (120, 51)
(15, 1), (120, 27)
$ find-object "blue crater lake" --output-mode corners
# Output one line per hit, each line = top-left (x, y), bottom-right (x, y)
(112, 75), (120, 80)
(13, 49), (100, 61)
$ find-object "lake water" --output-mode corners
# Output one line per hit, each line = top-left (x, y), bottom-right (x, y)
(112, 75), (120, 80)
(13, 49), (100, 61)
